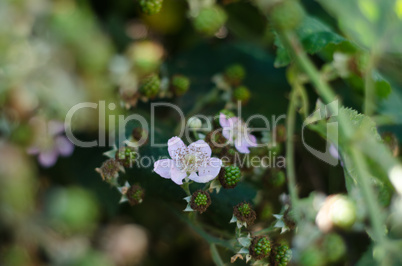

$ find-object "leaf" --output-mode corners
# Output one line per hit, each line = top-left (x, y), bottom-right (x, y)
(274, 16), (349, 67)
(317, 0), (402, 54)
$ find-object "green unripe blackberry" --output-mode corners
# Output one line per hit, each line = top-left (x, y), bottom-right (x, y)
(193, 6), (227, 36)
(233, 86), (251, 103)
(219, 165), (241, 188)
(139, 0), (163, 15)
(323, 233), (346, 263)
(171, 74), (190, 96)
(115, 146), (137, 168)
(140, 73), (160, 98)
(299, 248), (325, 266)
(270, 242), (292, 266)
(270, 0), (305, 30)
(233, 202), (256, 226)
(270, 170), (286, 187)
(224, 64), (246, 85)
(97, 159), (120, 182)
(190, 190), (211, 213)
(127, 184), (145, 206)
(249, 236), (271, 260)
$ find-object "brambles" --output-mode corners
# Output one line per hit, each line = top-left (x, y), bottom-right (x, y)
(171, 75), (190, 96)
(139, 73), (160, 98)
(270, 241), (292, 266)
(190, 190), (211, 213)
(193, 6), (227, 36)
(233, 86), (251, 103)
(219, 165), (241, 188)
(234, 202), (256, 226)
(224, 64), (246, 86)
(127, 185), (145, 206)
(96, 159), (120, 182)
(115, 146), (137, 168)
(139, 0), (163, 15)
(249, 236), (271, 260)
(269, 0), (305, 30)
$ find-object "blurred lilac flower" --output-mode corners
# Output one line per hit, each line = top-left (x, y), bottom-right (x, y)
(27, 120), (74, 167)
(219, 113), (257, 153)
(153, 137), (222, 185)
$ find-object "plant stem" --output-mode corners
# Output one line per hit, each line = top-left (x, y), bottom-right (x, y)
(285, 87), (301, 222)
(210, 244), (225, 266)
(279, 29), (388, 244)
(350, 149), (386, 243)
(181, 181), (192, 196)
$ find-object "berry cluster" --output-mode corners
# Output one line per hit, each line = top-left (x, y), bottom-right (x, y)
(193, 6), (227, 36)
(271, 243), (292, 266)
(190, 190), (211, 213)
(219, 165), (241, 188)
(139, 0), (163, 15)
(115, 146), (137, 168)
(249, 236), (271, 260)
(140, 73), (160, 98)
(127, 185), (145, 206)
(233, 202), (256, 226)
(171, 75), (190, 96)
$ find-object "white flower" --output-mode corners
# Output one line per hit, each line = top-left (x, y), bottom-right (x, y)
(153, 137), (222, 185)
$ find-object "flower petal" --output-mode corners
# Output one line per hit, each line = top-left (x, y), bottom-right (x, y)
(222, 128), (232, 141)
(192, 157), (222, 183)
(153, 159), (173, 179)
(168, 136), (187, 160)
(55, 136), (74, 156)
(38, 150), (58, 167)
(219, 113), (230, 127)
(170, 166), (187, 185)
(48, 120), (65, 136)
(188, 140), (211, 158)
(235, 138), (250, 154)
(248, 134), (258, 147)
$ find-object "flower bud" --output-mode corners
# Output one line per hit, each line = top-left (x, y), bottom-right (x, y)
(224, 64), (246, 86)
(171, 75), (190, 96)
(188, 117), (202, 129)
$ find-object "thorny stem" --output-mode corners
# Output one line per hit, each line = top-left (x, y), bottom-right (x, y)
(285, 87), (301, 222)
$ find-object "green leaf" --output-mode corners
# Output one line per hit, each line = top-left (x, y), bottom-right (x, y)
(274, 16), (349, 67)
(317, 0), (402, 54)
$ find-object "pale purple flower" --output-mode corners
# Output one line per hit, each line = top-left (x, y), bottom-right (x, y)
(153, 137), (222, 185)
(27, 120), (74, 167)
(219, 113), (257, 153)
